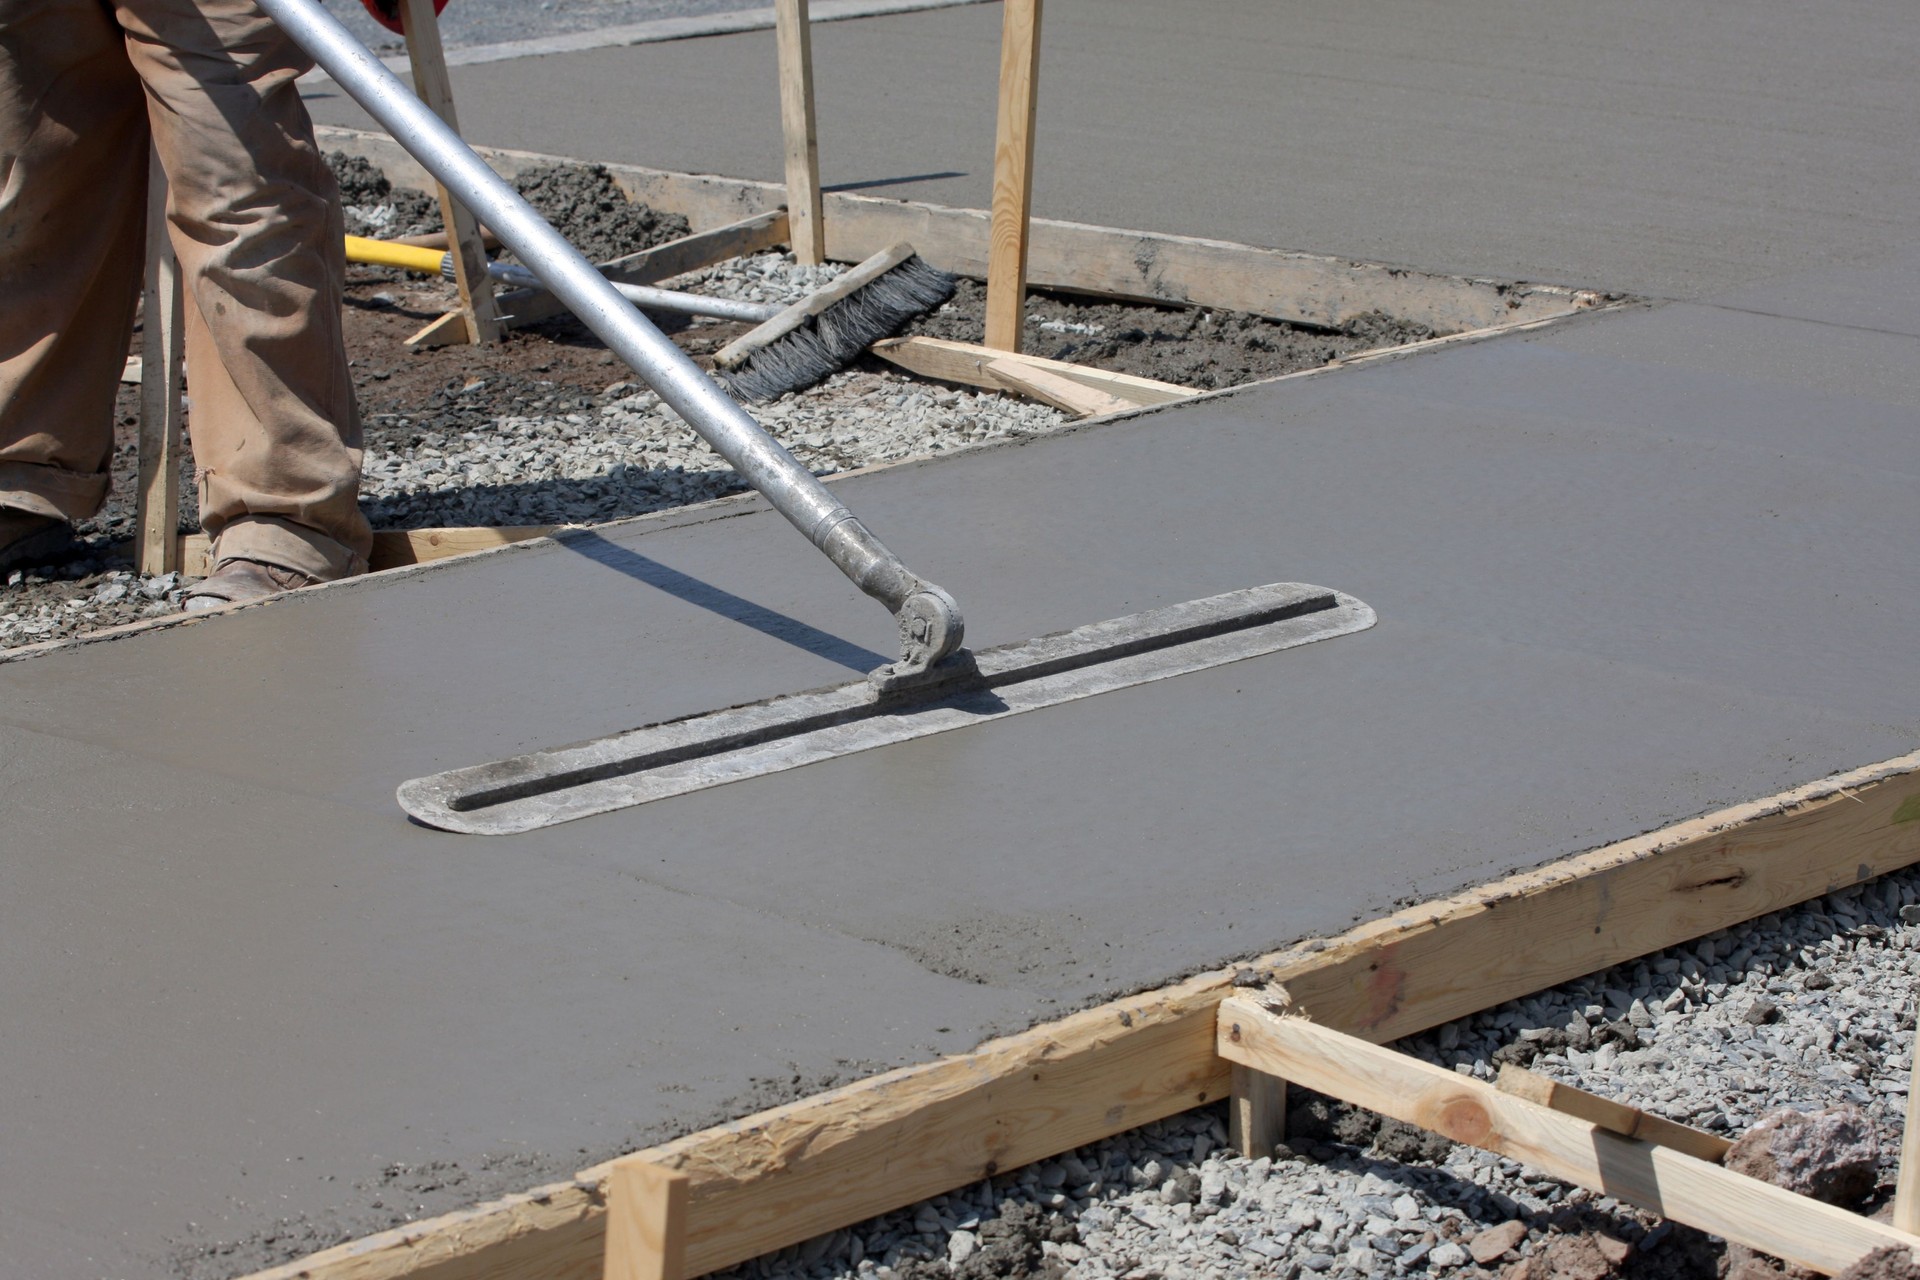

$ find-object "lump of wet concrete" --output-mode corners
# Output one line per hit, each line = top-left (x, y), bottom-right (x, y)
(1285, 1090), (1381, 1147)
(899, 1201), (1078, 1280)
(1838, 1248), (1920, 1280)
(507, 163), (690, 264)
(1724, 1104), (1880, 1207)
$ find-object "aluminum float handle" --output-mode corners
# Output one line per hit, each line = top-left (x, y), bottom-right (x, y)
(260, 0), (963, 673)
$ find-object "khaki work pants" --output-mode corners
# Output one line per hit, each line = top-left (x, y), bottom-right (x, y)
(0, 0), (370, 578)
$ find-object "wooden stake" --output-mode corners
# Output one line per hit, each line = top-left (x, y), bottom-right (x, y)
(984, 0), (1041, 351)
(398, 0), (500, 347)
(1229, 1063), (1286, 1159)
(135, 147), (185, 577)
(603, 1161), (688, 1280)
(774, 0), (825, 265)
(1220, 1000), (1920, 1277)
(1896, 1044), (1920, 1233)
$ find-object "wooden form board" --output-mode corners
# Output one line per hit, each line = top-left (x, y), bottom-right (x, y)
(316, 127), (1602, 336)
(177, 527), (557, 578)
(242, 749), (1920, 1280)
(1221, 1004), (1920, 1276)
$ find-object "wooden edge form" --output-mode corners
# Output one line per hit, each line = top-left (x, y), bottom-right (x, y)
(178, 527), (558, 577)
(713, 242), (915, 367)
(491, 210), (791, 330)
(873, 336), (1188, 405)
(314, 126), (1607, 334)
(239, 750), (1920, 1280)
(1220, 1002), (1917, 1275)
(605, 1163), (689, 1280)
(1495, 1065), (1731, 1163)
(987, 359), (1139, 418)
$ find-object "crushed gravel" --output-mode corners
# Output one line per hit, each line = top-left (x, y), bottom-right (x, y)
(707, 868), (1920, 1280)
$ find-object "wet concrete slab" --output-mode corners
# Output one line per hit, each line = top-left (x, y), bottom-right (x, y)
(5, 288), (1917, 1274)
(303, 0), (1920, 300)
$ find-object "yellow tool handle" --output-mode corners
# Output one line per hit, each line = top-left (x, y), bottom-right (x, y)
(343, 235), (448, 274)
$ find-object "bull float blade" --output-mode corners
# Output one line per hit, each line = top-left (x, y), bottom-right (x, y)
(398, 583), (1376, 835)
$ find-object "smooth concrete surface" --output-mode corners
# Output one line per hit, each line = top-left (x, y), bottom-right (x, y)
(6, 279), (1919, 1273)
(304, 0), (1920, 300)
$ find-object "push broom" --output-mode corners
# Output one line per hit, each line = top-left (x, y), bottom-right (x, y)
(259, 0), (1375, 834)
(343, 227), (955, 400)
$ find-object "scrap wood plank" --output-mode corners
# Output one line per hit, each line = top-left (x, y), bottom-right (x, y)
(872, 337), (1188, 407)
(1496, 1065), (1731, 1163)
(177, 526), (557, 578)
(986, 358), (1138, 418)
(1220, 1001), (1918, 1275)
(318, 125), (1604, 334)
(237, 751), (1920, 1280)
(483, 210), (791, 331)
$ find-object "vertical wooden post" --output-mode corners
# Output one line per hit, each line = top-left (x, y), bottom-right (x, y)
(1230, 1063), (1287, 1159)
(135, 147), (185, 577)
(603, 1159), (689, 1280)
(774, 0), (826, 266)
(398, 0), (501, 347)
(1895, 1047), (1920, 1233)
(984, 0), (1041, 352)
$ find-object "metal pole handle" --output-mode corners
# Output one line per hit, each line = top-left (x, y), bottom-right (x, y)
(262, 0), (963, 673)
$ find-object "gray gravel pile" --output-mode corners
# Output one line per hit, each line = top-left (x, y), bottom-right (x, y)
(0, 567), (184, 651)
(709, 868), (1920, 1280)
(360, 368), (1062, 529)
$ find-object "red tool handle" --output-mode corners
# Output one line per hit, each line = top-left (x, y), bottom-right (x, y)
(358, 0), (449, 35)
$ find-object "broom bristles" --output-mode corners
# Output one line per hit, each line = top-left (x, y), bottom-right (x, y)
(719, 255), (956, 402)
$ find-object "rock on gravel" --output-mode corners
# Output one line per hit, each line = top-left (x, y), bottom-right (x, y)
(1724, 1104), (1880, 1206)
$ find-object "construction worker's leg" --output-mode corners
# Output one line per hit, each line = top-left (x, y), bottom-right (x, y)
(121, 0), (370, 582)
(0, 0), (148, 531)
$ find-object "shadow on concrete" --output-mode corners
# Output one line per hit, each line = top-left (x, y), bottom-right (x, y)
(561, 529), (888, 672)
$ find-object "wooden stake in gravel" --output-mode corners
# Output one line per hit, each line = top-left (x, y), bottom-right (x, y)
(135, 147), (185, 578)
(1896, 1041), (1920, 1232)
(774, 0), (826, 266)
(984, 0), (1041, 352)
(398, 0), (501, 347)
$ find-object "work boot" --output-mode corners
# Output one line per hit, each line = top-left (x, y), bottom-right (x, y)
(179, 557), (322, 612)
(0, 509), (73, 572)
